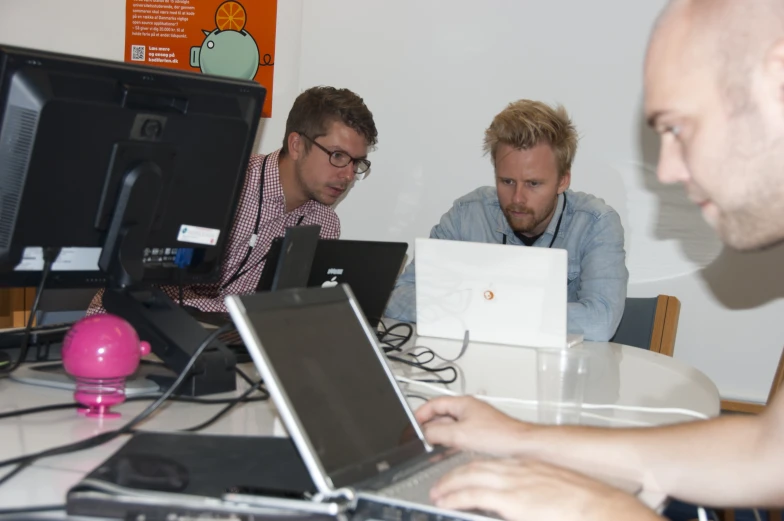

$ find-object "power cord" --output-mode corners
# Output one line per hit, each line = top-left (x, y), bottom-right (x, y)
(0, 503), (65, 517)
(377, 321), (414, 352)
(0, 321), (236, 487)
(0, 247), (61, 376)
(0, 367), (268, 422)
(378, 322), (459, 384)
(181, 380), (267, 432)
(395, 376), (712, 422)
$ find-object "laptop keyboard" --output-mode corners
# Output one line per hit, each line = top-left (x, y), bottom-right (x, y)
(375, 451), (475, 506)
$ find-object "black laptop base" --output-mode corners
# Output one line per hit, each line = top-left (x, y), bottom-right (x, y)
(66, 432), (323, 519)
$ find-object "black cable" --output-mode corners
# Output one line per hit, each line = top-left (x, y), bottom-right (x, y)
(234, 365), (255, 387)
(386, 354), (459, 384)
(0, 247), (61, 376)
(0, 503), (65, 516)
(0, 322), (236, 487)
(377, 322), (413, 353)
(181, 380), (267, 433)
(0, 402), (79, 420)
(0, 385), (270, 422)
(405, 393), (430, 404)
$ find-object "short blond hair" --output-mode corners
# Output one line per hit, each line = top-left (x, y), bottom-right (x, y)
(483, 100), (578, 176)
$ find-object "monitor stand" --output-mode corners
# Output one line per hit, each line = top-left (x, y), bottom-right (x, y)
(97, 153), (237, 396)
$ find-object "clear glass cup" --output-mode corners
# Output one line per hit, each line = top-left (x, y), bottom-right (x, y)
(536, 347), (591, 425)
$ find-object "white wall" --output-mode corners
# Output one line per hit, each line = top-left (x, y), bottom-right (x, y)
(2, 0), (782, 402)
(297, 0), (784, 403)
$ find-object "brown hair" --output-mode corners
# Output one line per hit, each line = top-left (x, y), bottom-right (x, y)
(483, 99), (578, 176)
(282, 86), (378, 155)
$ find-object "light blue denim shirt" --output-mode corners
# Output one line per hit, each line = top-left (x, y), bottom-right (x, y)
(384, 187), (628, 341)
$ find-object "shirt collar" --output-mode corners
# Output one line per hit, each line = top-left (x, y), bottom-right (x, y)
(261, 149), (284, 203)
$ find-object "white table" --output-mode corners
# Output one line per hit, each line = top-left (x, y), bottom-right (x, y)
(0, 332), (720, 516)
(395, 334), (720, 427)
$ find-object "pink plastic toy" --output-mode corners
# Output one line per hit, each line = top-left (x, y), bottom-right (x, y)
(61, 314), (151, 419)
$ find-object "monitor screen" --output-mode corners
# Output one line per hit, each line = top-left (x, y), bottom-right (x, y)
(0, 44), (265, 287)
(0, 44), (266, 395)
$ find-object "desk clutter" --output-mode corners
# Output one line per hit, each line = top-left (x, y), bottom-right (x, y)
(0, 300), (464, 520)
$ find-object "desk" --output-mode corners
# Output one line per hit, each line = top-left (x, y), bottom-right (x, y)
(0, 332), (720, 516)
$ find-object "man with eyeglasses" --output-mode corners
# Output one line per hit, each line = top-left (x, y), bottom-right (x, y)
(87, 86), (377, 314)
(384, 99), (628, 341)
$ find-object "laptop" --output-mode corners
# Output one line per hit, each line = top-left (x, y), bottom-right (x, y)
(225, 285), (642, 521)
(414, 238), (568, 348)
(189, 225), (321, 328)
(259, 238), (408, 329)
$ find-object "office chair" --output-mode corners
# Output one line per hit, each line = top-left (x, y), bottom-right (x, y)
(610, 295), (681, 356)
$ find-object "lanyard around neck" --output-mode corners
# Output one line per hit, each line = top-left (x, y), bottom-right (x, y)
(502, 192), (567, 248)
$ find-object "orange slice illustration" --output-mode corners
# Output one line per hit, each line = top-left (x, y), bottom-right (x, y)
(215, 1), (247, 32)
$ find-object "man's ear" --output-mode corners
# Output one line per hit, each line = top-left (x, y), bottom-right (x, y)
(557, 170), (572, 194)
(287, 132), (303, 160)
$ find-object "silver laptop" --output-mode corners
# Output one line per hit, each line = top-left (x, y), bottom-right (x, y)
(415, 238), (568, 348)
(225, 285), (498, 521)
(225, 285), (641, 521)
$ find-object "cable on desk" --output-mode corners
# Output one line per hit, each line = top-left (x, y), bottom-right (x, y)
(0, 385), (270, 422)
(386, 353), (458, 384)
(377, 323), (462, 385)
(0, 503), (65, 517)
(0, 322), (236, 488)
(234, 365), (256, 387)
(407, 329), (471, 364)
(0, 247), (61, 377)
(181, 380), (267, 432)
(377, 321), (413, 353)
(396, 377), (714, 423)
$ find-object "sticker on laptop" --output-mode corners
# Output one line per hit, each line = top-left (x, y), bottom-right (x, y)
(177, 224), (220, 246)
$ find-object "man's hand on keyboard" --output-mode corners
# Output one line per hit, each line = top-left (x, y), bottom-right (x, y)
(415, 396), (533, 456)
(429, 458), (659, 521)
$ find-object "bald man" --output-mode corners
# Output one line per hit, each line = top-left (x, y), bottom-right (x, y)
(414, 1), (784, 520)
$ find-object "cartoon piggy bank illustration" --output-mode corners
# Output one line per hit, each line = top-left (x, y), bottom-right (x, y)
(189, 1), (263, 81)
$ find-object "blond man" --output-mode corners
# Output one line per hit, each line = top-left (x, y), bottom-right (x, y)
(384, 100), (628, 341)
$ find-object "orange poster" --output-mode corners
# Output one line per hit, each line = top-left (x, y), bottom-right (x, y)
(125, 0), (277, 117)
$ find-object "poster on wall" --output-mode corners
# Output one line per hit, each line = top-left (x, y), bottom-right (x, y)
(125, 0), (277, 118)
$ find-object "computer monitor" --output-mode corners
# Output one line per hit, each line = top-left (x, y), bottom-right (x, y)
(0, 44), (266, 395)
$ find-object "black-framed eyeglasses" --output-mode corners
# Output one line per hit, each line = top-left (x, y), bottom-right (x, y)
(299, 133), (372, 179)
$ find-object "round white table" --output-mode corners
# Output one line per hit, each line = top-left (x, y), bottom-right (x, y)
(391, 332), (720, 427)
(0, 332), (719, 513)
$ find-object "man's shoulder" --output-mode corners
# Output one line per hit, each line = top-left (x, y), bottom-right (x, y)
(247, 153), (264, 169)
(566, 189), (619, 220)
(306, 200), (340, 235)
(452, 186), (498, 208)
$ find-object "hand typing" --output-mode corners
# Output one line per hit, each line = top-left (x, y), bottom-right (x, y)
(430, 458), (660, 521)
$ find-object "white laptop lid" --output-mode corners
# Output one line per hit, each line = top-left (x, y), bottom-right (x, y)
(225, 285), (431, 497)
(415, 238), (567, 348)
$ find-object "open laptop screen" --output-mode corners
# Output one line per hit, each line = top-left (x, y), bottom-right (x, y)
(232, 286), (427, 489)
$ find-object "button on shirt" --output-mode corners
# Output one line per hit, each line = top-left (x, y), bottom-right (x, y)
(384, 187), (628, 341)
(87, 149), (340, 314)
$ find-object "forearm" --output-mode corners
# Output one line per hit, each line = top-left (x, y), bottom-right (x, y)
(518, 414), (784, 507)
(384, 284), (417, 322)
(567, 301), (617, 341)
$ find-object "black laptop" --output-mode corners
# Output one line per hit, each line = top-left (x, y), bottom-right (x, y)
(305, 240), (407, 327)
(190, 232), (407, 331)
